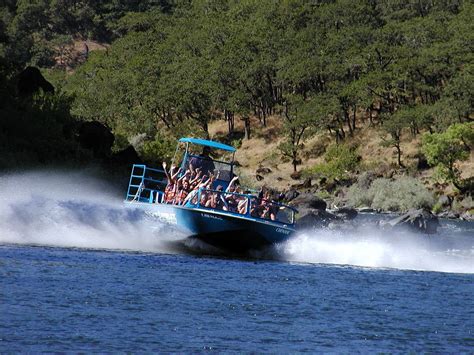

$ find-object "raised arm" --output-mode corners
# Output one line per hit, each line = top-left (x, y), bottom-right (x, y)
(171, 167), (182, 181)
(177, 169), (189, 182)
(225, 175), (239, 193)
(190, 168), (202, 185)
(162, 162), (170, 181)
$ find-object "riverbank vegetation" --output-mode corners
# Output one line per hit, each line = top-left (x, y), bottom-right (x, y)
(0, 0), (472, 215)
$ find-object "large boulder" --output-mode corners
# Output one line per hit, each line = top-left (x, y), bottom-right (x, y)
(17, 66), (55, 97)
(333, 207), (358, 220)
(289, 192), (327, 212)
(284, 189), (300, 202)
(380, 209), (439, 234)
(256, 166), (272, 175)
(297, 209), (341, 230)
(78, 121), (115, 158)
(290, 193), (339, 230)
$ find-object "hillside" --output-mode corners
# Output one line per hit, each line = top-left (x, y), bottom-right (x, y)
(1, 1), (472, 217)
(209, 115), (473, 215)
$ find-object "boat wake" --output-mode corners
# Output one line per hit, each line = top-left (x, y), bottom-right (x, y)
(273, 226), (474, 274)
(0, 170), (184, 254)
(1, 171), (473, 274)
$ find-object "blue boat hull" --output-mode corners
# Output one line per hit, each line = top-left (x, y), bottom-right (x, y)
(127, 202), (295, 252)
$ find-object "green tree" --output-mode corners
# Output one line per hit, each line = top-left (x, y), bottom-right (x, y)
(422, 122), (474, 193)
(278, 95), (319, 172)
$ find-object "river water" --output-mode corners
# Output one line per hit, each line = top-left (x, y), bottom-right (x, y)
(1, 171), (473, 352)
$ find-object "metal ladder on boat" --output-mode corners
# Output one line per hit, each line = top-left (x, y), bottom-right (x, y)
(126, 164), (167, 203)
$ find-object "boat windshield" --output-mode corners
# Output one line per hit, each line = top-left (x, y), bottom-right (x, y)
(175, 140), (235, 183)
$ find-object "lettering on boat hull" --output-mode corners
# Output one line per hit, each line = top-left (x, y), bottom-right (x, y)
(147, 211), (177, 225)
(201, 212), (224, 221)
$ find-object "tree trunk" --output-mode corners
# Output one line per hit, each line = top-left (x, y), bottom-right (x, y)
(344, 109), (353, 136)
(352, 104), (357, 131)
(225, 110), (234, 135)
(202, 120), (210, 139)
(242, 116), (251, 140)
(292, 150), (297, 172)
(396, 144), (404, 168)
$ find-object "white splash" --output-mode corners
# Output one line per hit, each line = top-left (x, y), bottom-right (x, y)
(0, 170), (182, 253)
(276, 226), (474, 274)
(1, 170), (473, 274)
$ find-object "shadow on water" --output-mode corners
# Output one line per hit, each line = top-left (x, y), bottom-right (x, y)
(1, 171), (473, 274)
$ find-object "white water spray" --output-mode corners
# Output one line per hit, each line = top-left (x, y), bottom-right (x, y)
(0, 170), (183, 253)
(274, 221), (474, 274)
(1, 171), (473, 273)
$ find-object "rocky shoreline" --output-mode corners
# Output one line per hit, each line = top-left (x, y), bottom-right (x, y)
(282, 191), (472, 236)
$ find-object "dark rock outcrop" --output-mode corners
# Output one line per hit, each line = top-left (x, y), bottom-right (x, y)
(256, 167), (272, 175)
(290, 171), (302, 180)
(290, 193), (341, 230)
(297, 209), (341, 229)
(110, 145), (142, 166)
(333, 207), (358, 220)
(301, 178), (311, 188)
(290, 178), (312, 190)
(289, 192), (327, 212)
(284, 189), (300, 202)
(17, 66), (55, 97)
(380, 209), (439, 234)
(78, 121), (115, 158)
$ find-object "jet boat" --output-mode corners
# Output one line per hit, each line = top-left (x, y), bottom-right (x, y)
(125, 137), (297, 252)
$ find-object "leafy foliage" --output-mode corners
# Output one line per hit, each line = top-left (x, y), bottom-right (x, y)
(347, 176), (435, 212)
(421, 122), (474, 192)
(308, 144), (360, 181)
(0, 0), (472, 185)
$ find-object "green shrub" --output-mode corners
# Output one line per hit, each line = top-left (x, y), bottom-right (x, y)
(347, 176), (435, 212)
(140, 135), (176, 165)
(231, 138), (243, 149)
(432, 202), (443, 214)
(308, 144), (359, 181)
(421, 122), (474, 192)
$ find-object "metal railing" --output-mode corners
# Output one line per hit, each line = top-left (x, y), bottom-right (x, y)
(186, 188), (296, 225)
(126, 164), (167, 204)
(126, 165), (297, 226)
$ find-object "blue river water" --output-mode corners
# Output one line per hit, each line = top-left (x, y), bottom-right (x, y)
(1, 244), (473, 353)
(0, 172), (473, 352)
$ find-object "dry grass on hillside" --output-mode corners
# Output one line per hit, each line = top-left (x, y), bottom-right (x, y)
(209, 116), (474, 194)
(210, 116), (329, 190)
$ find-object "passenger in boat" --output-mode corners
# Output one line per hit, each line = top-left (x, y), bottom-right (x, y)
(162, 162), (181, 204)
(237, 190), (251, 214)
(258, 190), (277, 221)
(174, 171), (192, 205)
(206, 185), (227, 210)
(224, 176), (240, 212)
(182, 172), (216, 206)
(189, 146), (215, 176)
(188, 168), (203, 189)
